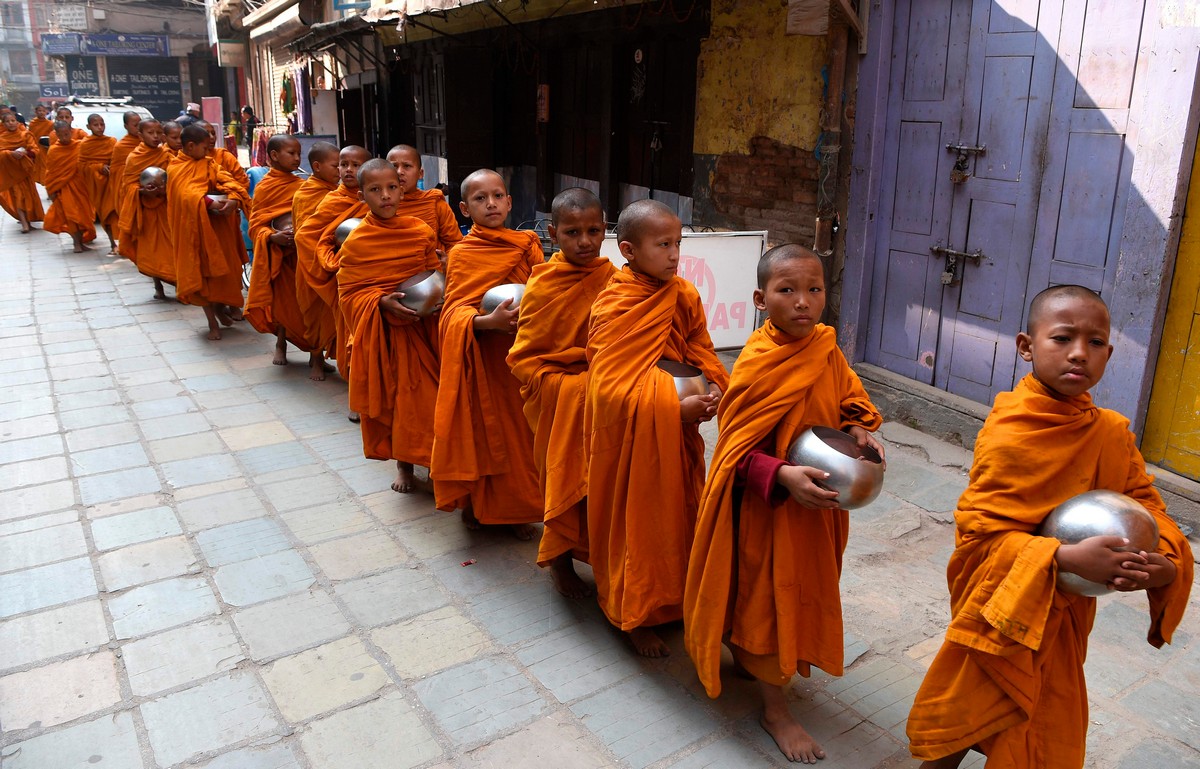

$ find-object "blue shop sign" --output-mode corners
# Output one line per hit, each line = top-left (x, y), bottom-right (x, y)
(82, 34), (169, 57)
(42, 33), (83, 55)
(40, 83), (70, 98)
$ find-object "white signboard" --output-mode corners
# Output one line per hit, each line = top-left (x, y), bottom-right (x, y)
(600, 231), (766, 349)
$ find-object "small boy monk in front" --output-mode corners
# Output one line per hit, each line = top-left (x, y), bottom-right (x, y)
(905, 285), (1193, 768)
(0, 111), (44, 232)
(507, 187), (614, 597)
(338, 159), (442, 493)
(120, 119), (175, 298)
(585, 198), (729, 657)
(386, 144), (462, 259)
(292, 141), (341, 377)
(684, 244), (885, 764)
(79, 115), (117, 252)
(105, 111), (142, 253)
(43, 121), (97, 253)
(430, 169), (543, 539)
(245, 135), (324, 378)
(167, 123), (249, 340)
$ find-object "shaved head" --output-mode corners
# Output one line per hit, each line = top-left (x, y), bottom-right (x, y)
(267, 134), (300, 154)
(757, 243), (823, 289)
(387, 144), (421, 168)
(340, 144), (370, 162)
(614, 199), (677, 244)
(551, 187), (604, 226)
(308, 140), (338, 166)
(180, 123), (208, 145)
(1027, 284), (1108, 333)
(356, 157), (397, 187)
(137, 119), (161, 132)
(460, 168), (505, 199)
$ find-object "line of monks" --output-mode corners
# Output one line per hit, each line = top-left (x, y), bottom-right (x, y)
(3, 117), (1192, 768)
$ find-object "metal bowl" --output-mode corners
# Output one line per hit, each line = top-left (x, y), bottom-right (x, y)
(334, 217), (363, 249)
(480, 283), (525, 314)
(656, 359), (709, 400)
(139, 166), (167, 188)
(1039, 490), (1160, 597)
(786, 426), (885, 510)
(396, 270), (445, 316)
(271, 212), (294, 233)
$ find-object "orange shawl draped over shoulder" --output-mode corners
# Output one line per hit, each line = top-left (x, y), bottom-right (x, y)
(684, 321), (881, 697)
(338, 214), (441, 464)
(245, 168), (316, 349)
(430, 225), (544, 524)
(79, 133), (116, 224)
(118, 145), (174, 282)
(398, 187), (463, 252)
(42, 141), (96, 242)
(585, 267), (730, 630)
(294, 184), (365, 359)
(167, 154), (249, 308)
(27, 117), (52, 183)
(0, 128), (44, 222)
(102, 134), (139, 230)
(907, 374), (1193, 766)
(506, 252), (616, 566)
(210, 147), (249, 188)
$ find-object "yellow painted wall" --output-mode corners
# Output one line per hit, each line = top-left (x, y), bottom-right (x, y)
(694, 0), (827, 155)
(1143, 140), (1200, 479)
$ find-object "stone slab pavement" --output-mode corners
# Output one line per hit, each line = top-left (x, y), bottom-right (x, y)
(1, 216), (1198, 769)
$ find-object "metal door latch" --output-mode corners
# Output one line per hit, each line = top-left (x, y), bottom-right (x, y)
(946, 143), (986, 184)
(930, 245), (984, 285)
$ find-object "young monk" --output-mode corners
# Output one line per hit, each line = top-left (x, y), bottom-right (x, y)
(53, 107), (88, 140)
(200, 120), (249, 188)
(119, 119), (175, 299)
(167, 123), (249, 340)
(338, 159), (443, 493)
(42, 121), (97, 252)
(79, 115), (117, 252)
(291, 141), (341, 377)
(506, 188), (614, 596)
(104, 111), (142, 253)
(683, 245), (884, 764)
(906, 285), (1193, 768)
(430, 169), (544, 539)
(27, 104), (52, 186)
(245, 135), (324, 377)
(162, 120), (183, 155)
(585, 198), (729, 657)
(0, 111), (44, 232)
(386, 144), (462, 258)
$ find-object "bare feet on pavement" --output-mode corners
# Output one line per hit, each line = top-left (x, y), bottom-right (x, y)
(550, 553), (593, 598)
(392, 462), (416, 493)
(760, 681), (825, 764)
(627, 627), (670, 657)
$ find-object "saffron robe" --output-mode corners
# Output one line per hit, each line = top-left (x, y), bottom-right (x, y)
(291, 176), (337, 346)
(167, 154), (249, 308)
(683, 321), (882, 697)
(102, 134), (139, 231)
(0, 128), (45, 222)
(42, 141), (97, 242)
(27, 117), (52, 184)
(338, 214), (442, 464)
(210, 147), (249, 188)
(245, 168), (318, 350)
(118, 144), (175, 283)
(430, 225), (544, 525)
(294, 184), (365, 360)
(398, 187), (462, 252)
(585, 267), (730, 630)
(506, 252), (616, 566)
(906, 374), (1193, 767)
(79, 133), (116, 225)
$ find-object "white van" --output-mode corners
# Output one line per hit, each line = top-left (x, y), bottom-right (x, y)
(62, 96), (155, 139)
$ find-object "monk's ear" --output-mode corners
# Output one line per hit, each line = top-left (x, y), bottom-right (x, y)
(1015, 332), (1033, 362)
(752, 288), (767, 312)
(547, 223), (557, 244)
(357, 189), (365, 202)
(617, 239), (635, 260)
(458, 200), (470, 218)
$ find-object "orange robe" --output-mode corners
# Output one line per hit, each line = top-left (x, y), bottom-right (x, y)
(102, 134), (139, 231)
(167, 154), (249, 308)
(585, 267), (729, 631)
(294, 184), (365, 361)
(118, 144), (175, 283)
(338, 214), (442, 464)
(291, 175), (337, 349)
(210, 147), (249, 188)
(506, 252), (616, 566)
(245, 169), (317, 350)
(398, 187), (462, 252)
(42, 141), (97, 242)
(79, 133), (116, 226)
(683, 321), (882, 697)
(27, 117), (52, 184)
(906, 374), (1193, 766)
(430, 225), (544, 524)
(0, 128), (45, 222)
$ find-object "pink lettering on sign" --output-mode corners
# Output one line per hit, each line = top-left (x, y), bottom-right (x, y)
(679, 252), (749, 333)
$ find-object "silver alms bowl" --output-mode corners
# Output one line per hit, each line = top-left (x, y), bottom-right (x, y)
(786, 426), (885, 510)
(271, 212), (294, 233)
(396, 270), (445, 316)
(481, 283), (525, 314)
(139, 166), (167, 188)
(656, 359), (709, 400)
(334, 217), (363, 249)
(1039, 490), (1160, 597)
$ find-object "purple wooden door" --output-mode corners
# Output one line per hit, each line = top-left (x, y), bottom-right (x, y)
(866, 0), (1142, 404)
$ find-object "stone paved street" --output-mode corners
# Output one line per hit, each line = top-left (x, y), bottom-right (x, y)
(2, 219), (1199, 769)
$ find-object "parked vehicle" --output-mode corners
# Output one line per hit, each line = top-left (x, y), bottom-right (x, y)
(63, 96), (155, 139)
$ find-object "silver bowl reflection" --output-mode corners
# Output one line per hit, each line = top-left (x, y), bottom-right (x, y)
(786, 426), (884, 510)
(396, 270), (445, 317)
(139, 166), (167, 188)
(481, 283), (525, 314)
(271, 212), (294, 233)
(334, 217), (363, 249)
(656, 359), (709, 400)
(1039, 490), (1159, 597)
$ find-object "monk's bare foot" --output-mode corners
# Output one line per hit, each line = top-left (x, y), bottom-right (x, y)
(203, 306), (223, 341)
(214, 307), (234, 327)
(511, 523), (537, 541)
(760, 682), (825, 764)
(308, 353), (326, 381)
(460, 507), (481, 530)
(392, 462), (416, 493)
(73, 244), (87, 253)
(207, 327), (222, 341)
(153, 279), (168, 300)
(550, 553), (593, 598)
(347, 411), (360, 423)
(273, 334), (288, 366)
(225, 305), (244, 322)
(627, 627), (670, 657)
